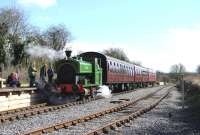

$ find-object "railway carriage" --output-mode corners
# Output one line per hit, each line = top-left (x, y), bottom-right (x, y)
(134, 65), (143, 85)
(148, 69), (156, 84)
(80, 52), (156, 91)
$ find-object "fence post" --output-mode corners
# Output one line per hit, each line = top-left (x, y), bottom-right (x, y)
(181, 75), (185, 109)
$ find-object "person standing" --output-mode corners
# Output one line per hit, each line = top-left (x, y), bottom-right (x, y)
(0, 66), (2, 78)
(28, 63), (37, 87)
(47, 65), (54, 83)
(40, 64), (47, 82)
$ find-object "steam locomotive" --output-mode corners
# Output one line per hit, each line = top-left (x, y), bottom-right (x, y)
(41, 50), (156, 104)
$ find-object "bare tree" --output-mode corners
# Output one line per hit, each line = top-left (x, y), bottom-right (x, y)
(0, 23), (8, 64)
(170, 63), (186, 81)
(170, 63), (186, 74)
(44, 24), (71, 51)
(130, 60), (142, 66)
(0, 7), (29, 65)
(26, 26), (47, 45)
(0, 7), (28, 38)
(102, 48), (129, 62)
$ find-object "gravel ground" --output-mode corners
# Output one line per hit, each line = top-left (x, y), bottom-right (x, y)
(48, 85), (169, 135)
(108, 87), (200, 135)
(0, 86), (166, 135)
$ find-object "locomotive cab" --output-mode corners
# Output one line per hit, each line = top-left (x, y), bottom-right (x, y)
(54, 51), (102, 97)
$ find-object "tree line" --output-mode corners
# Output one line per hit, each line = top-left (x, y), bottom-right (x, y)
(102, 48), (142, 66)
(0, 7), (71, 67)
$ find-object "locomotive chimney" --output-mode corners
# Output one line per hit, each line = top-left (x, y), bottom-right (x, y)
(65, 50), (72, 58)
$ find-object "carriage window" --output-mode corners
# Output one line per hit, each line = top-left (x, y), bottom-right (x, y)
(131, 68), (132, 76)
(130, 68), (132, 76)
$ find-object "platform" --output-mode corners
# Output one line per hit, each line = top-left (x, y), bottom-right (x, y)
(0, 87), (43, 111)
(0, 78), (6, 88)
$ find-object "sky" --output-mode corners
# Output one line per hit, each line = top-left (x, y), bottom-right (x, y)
(1, 0), (200, 72)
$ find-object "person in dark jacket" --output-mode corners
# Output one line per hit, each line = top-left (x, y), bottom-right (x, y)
(28, 63), (37, 87)
(47, 65), (54, 83)
(0, 67), (2, 78)
(7, 72), (20, 87)
(40, 64), (47, 82)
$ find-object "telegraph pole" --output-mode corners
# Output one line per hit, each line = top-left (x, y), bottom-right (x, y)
(180, 74), (185, 109)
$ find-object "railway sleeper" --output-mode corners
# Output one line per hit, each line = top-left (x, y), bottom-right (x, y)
(44, 108), (49, 112)
(9, 117), (16, 121)
(24, 113), (31, 117)
(90, 115), (96, 118)
(128, 116), (134, 120)
(96, 113), (102, 117)
(102, 127), (109, 134)
(39, 110), (45, 113)
(31, 111), (37, 115)
(64, 122), (72, 128)
(72, 120), (78, 125)
(110, 124), (117, 130)
(16, 115), (24, 119)
(43, 127), (54, 133)
(1, 118), (9, 123)
(124, 118), (130, 123)
(116, 122), (122, 127)
(48, 108), (54, 111)
(78, 119), (85, 123)
(85, 117), (91, 121)
(54, 124), (64, 130)
(93, 131), (101, 135)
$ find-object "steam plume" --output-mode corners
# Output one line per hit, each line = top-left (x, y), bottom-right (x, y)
(25, 45), (65, 61)
(97, 85), (112, 98)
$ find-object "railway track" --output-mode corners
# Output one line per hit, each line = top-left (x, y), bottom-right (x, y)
(84, 88), (171, 135)
(0, 86), (158, 123)
(22, 86), (173, 135)
(0, 96), (101, 123)
(0, 103), (47, 117)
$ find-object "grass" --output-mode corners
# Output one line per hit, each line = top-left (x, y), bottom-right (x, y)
(185, 83), (200, 118)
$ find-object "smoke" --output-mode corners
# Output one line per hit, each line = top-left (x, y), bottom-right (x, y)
(25, 45), (66, 61)
(97, 85), (112, 98)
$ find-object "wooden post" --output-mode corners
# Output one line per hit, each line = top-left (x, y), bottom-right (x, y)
(181, 74), (185, 109)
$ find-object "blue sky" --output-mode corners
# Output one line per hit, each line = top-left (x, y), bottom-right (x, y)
(1, 0), (200, 72)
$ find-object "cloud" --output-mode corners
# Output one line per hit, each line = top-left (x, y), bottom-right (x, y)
(67, 26), (200, 73)
(18, 0), (57, 8)
(165, 26), (200, 72)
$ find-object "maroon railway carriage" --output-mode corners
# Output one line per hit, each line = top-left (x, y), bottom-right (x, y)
(141, 67), (149, 85)
(134, 65), (143, 83)
(80, 52), (156, 91)
(148, 69), (156, 84)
